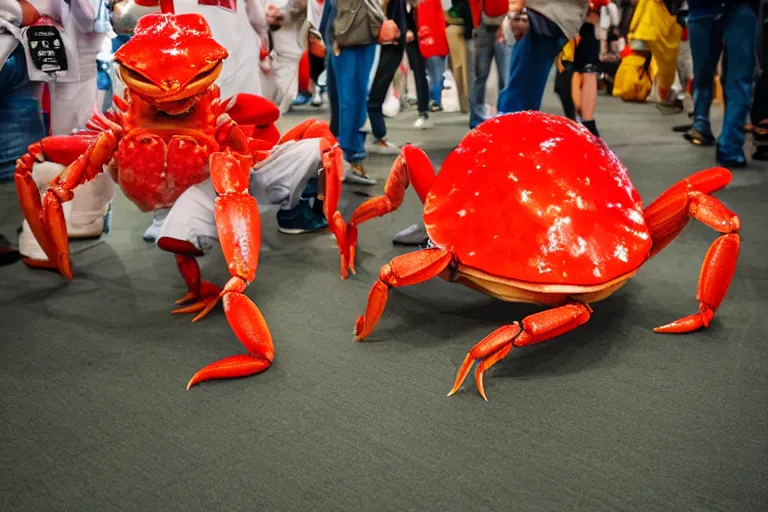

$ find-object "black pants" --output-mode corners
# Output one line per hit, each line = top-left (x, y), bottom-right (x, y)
(368, 44), (405, 140)
(406, 41), (430, 114)
(554, 61), (576, 120)
(309, 52), (325, 84)
(751, 13), (768, 125)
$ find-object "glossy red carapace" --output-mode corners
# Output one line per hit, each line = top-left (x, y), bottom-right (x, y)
(345, 111), (741, 400)
(424, 112), (652, 285)
(114, 13), (228, 94)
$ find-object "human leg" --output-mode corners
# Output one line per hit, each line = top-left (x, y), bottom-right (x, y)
(406, 41), (431, 115)
(717, 4), (758, 165)
(367, 44), (405, 141)
(573, 22), (601, 136)
(446, 25), (470, 113)
(426, 56), (446, 107)
(470, 23), (496, 128)
(687, 14), (722, 144)
(326, 56), (339, 136)
(49, 77), (116, 238)
(498, 31), (567, 113)
(554, 62), (577, 120)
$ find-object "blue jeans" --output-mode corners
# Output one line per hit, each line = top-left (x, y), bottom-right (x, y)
(327, 43), (377, 163)
(0, 44), (45, 182)
(497, 30), (567, 114)
(689, 4), (758, 161)
(470, 22), (511, 128)
(426, 56), (446, 106)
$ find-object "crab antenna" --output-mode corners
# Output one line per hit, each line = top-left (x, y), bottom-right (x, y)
(159, 0), (175, 13)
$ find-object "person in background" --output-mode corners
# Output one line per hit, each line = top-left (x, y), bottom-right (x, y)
(261, 0), (308, 113)
(597, 0), (620, 94)
(747, 3), (766, 160)
(626, 0), (683, 107)
(366, 0), (409, 155)
(570, 0), (602, 136)
(497, 0), (588, 114)
(18, 0), (117, 263)
(405, 0), (434, 128)
(685, 0), (759, 167)
(468, 0), (510, 128)
(293, 0), (326, 106)
(320, 0), (399, 185)
(416, 0), (449, 111)
(444, 0), (473, 114)
(554, 39), (577, 119)
(0, 0), (44, 265)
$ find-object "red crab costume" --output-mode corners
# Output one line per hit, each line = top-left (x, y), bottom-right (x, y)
(343, 112), (741, 400)
(15, 11), (350, 389)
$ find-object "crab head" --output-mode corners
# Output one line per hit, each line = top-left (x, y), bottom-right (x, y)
(114, 13), (228, 115)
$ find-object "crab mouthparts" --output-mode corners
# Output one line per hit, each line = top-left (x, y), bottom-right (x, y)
(154, 96), (199, 115)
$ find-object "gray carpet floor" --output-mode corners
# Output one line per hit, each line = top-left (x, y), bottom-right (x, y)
(1, 89), (767, 511)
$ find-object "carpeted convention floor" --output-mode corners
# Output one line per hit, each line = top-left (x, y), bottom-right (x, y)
(1, 88), (767, 511)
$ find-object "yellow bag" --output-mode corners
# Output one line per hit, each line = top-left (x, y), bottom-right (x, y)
(613, 53), (653, 102)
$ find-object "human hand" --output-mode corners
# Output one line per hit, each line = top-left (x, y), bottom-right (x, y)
(378, 19), (399, 44)
(406, 29), (415, 43)
(508, 0), (526, 13)
(266, 4), (285, 26)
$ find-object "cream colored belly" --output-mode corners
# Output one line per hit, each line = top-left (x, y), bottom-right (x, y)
(454, 266), (638, 307)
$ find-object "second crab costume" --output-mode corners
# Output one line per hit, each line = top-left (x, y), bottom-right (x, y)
(15, 13), (350, 389)
(345, 112), (741, 400)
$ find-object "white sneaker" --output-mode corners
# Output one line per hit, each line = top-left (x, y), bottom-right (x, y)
(311, 89), (323, 107)
(413, 115), (433, 129)
(366, 138), (401, 155)
(18, 221), (48, 261)
(143, 209), (170, 242)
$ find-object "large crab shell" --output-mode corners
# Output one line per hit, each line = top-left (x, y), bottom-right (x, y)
(113, 13), (228, 91)
(422, 112), (653, 287)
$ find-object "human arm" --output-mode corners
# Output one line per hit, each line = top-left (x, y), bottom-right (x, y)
(246, 0), (269, 40)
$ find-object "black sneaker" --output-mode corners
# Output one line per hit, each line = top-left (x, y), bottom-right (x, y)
(716, 149), (747, 169)
(277, 199), (328, 234)
(0, 234), (20, 266)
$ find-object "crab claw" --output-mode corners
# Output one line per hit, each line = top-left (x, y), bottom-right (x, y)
(448, 324), (520, 400)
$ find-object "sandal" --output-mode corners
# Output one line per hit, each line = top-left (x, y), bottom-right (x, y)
(684, 128), (715, 146)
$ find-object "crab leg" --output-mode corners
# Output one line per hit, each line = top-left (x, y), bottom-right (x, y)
(449, 303), (593, 401)
(15, 118), (121, 278)
(644, 167), (741, 333)
(346, 145), (436, 273)
(318, 141), (350, 279)
(278, 118), (337, 145)
(180, 151), (275, 389)
(355, 247), (453, 341)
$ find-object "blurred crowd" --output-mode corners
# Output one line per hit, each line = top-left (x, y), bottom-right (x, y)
(0, 0), (766, 261)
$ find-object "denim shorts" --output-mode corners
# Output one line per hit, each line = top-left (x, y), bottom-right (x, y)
(0, 45), (45, 182)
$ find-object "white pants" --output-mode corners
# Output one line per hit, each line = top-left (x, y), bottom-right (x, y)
(19, 75), (117, 258)
(158, 138), (323, 253)
(49, 75), (117, 234)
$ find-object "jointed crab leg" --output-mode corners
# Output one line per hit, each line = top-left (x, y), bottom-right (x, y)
(643, 167), (741, 333)
(14, 112), (121, 278)
(449, 303), (593, 401)
(318, 142), (350, 279)
(184, 151), (274, 389)
(355, 248), (453, 341)
(346, 145), (436, 273)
